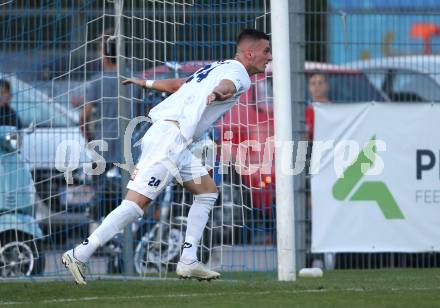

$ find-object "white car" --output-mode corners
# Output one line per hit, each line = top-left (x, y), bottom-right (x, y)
(346, 55), (440, 102)
(3, 74), (89, 169)
(1, 74), (92, 212)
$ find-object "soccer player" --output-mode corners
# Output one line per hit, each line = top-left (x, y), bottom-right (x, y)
(62, 28), (272, 284)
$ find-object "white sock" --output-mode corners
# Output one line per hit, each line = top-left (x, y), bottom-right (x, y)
(181, 192), (217, 263)
(73, 200), (144, 263)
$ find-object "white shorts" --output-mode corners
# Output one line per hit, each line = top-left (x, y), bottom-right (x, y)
(126, 120), (208, 200)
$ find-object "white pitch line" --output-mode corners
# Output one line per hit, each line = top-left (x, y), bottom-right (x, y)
(1, 287), (440, 306)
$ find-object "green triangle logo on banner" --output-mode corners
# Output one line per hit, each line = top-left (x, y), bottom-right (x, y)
(332, 136), (404, 219)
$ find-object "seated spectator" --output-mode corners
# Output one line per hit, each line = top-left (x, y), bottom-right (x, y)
(0, 79), (22, 129)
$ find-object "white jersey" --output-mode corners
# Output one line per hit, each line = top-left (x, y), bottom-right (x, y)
(148, 59), (251, 142)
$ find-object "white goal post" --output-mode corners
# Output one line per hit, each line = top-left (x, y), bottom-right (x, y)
(271, 0), (296, 281)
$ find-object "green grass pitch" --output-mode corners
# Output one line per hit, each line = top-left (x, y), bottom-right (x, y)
(0, 269), (439, 307)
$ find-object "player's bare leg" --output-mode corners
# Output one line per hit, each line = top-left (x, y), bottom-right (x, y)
(176, 174), (220, 281)
(62, 190), (151, 284)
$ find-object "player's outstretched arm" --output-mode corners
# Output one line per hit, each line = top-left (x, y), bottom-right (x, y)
(207, 79), (237, 105)
(122, 77), (187, 93)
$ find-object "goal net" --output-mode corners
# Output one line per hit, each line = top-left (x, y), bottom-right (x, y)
(0, 0), (275, 279)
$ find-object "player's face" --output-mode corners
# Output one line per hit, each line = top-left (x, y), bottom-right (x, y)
(251, 39), (272, 73)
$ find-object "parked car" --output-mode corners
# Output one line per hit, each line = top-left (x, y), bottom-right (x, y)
(0, 125), (45, 277)
(0, 73), (94, 237)
(1, 74), (89, 169)
(346, 55), (440, 102)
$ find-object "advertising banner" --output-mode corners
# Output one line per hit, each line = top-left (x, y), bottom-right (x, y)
(311, 103), (440, 252)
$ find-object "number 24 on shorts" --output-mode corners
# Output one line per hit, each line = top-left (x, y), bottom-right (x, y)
(147, 177), (161, 187)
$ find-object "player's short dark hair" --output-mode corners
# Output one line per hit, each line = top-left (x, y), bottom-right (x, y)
(0, 79), (11, 93)
(237, 29), (270, 45)
(102, 28), (117, 64)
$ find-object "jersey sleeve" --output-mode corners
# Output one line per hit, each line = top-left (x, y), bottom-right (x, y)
(221, 64), (250, 95)
(85, 76), (100, 105)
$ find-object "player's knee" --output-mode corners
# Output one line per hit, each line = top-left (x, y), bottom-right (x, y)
(205, 181), (218, 195)
(125, 189), (152, 212)
(208, 186), (218, 195)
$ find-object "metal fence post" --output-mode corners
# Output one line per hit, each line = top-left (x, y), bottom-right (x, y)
(289, 0), (307, 270)
(114, 0), (134, 276)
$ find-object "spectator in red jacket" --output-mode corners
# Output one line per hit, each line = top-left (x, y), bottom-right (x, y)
(305, 73), (330, 141)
